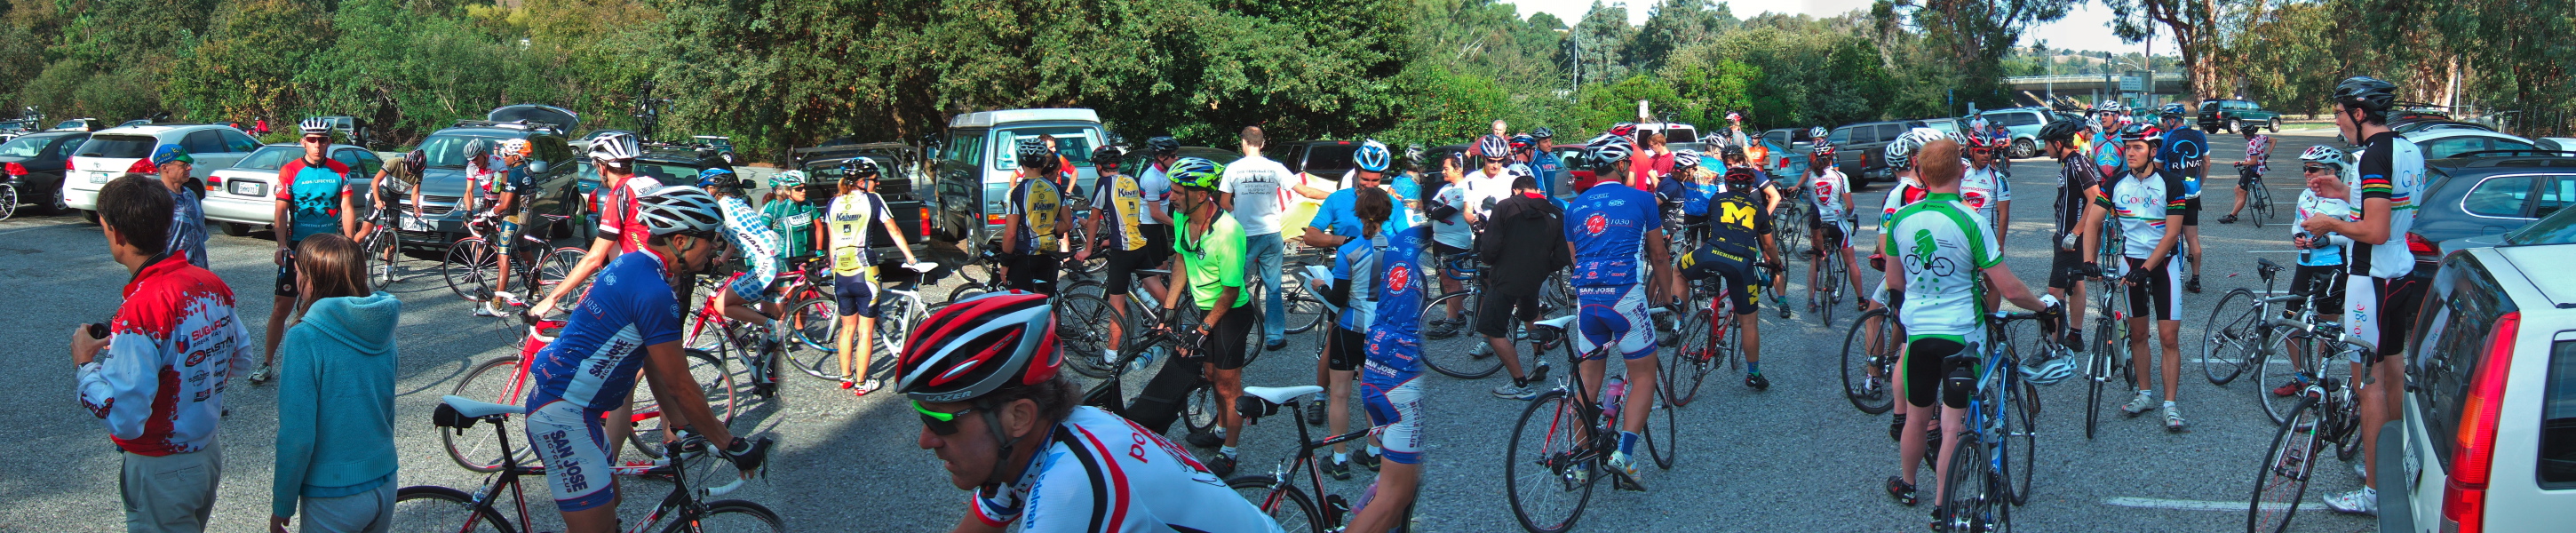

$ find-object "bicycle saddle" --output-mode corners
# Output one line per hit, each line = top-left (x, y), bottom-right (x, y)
(442, 395), (527, 418)
(1531, 314), (1578, 332)
(1243, 386), (1325, 406)
(2256, 258), (2284, 273)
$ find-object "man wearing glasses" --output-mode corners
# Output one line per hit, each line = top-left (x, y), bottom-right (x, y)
(252, 119), (357, 384)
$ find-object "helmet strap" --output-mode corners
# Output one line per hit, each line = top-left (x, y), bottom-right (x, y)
(976, 405), (1039, 489)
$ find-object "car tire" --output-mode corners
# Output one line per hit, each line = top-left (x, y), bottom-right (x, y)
(48, 186), (69, 213)
(2232, 119), (2247, 135)
(222, 222), (252, 237)
(2268, 118), (2280, 133)
(81, 210), (98, 225)
(2012, 139), (2036, 159)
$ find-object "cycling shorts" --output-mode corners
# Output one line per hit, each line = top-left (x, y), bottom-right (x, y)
(1898, 336), (1976, 410)
(1326, 326), (1366, 372)
(2345, 274), (2426, 360)
(1677, 249), (1759, 315)
(1004, 253), (1059, 295)
(1141, 227), (1174, 269)
(834, 267), (879, 318)
(1574, 284), (1656, 361)
(2181, 197), (2202, 226)
(491, 218), (522, 254)
(1194, 301), (1258, 370)
(2288, 265), (2345, 316)
(526, 400), (616, 513)
(2047, 248), (2087, 291)
(1101, 249), (1150, 296)
(1475, 290), (1541, 339)
(1810, 222), (1849, 251)
(1360, 373), (1424, 465)
(2122, 257), (2182, 321)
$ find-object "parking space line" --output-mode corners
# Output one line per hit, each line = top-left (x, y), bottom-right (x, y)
(2103, 496), (2332, 512)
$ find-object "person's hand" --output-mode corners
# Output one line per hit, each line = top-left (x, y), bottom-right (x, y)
(270, 515), (291, 533)
(71, 324), (107, 366)
(2059, 232), (2081, 251)
(2037, 294), (2063, 313)
(2121, 266), (2151, 286)
(2300, 214), (2338, 234)
(1075, 249), (1091, 261)
(2292, 235), (2314, 249)
(2076, 262), (2102, 280)
(528, 298), (557, 319)
(274, 248), (288, 266)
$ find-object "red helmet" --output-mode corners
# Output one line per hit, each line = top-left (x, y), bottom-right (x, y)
(894, 291), (1061, 403)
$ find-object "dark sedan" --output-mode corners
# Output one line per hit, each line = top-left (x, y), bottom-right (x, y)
(2403, 150), (2576, 279)
(0, 131), (90, 215)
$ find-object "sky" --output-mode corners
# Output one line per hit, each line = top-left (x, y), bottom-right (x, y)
(1497, 0), (2178, 55)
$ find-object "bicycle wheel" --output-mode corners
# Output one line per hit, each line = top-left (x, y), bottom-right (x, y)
(391, 485), (512, 533)
(1505, 389), (1597, 533)
(2005, 370), (2037, 506)
(672, 500), (786, 533)
(1280, 279), (1329, 335)
(2087, 317), (2123, 440)
(443, 356), (531, 473)
(1054, 291), (1121, 378)
(1817, 252), (1845, 326)
(1228, 475), (1323, 533)
(441, 237), (498, 302)
(2246, 396), (2322, 533)
(537, 247), (587, 311)
(1662, 307), (1719, 408)
(1419, 291), (1502, 379)
(2331, 389), (2365, 462)
(2200, 289), (2266, 386)
(629, 349), (736, 458)
(2256, 329), (2319, 426)
(1937, 433), (1999, 533)
(947, 284), (988, 306)
(2248, 184), (2273, 228)
(1841, 307), (1897, 415)
(784, 294), (842, 354)
(362, 227), (397, 285)
(1645, 384), (1677, 470)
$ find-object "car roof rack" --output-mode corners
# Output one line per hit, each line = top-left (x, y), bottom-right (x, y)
(449, 119), (566, 135)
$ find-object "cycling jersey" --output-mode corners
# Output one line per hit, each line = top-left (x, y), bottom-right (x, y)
(2246, 135), (2274, 175)
(524, 251), (684, 414)
(2051, 155), (2103, 249)
(2107, 166), (2185, 259)
(1885, 193), (2001, 339)
(827, 192), (894, 276)
(1365, 225), (1429, 378)
(1308, 185), (1419, 239)
(594, 174), (664, 254)
(1463, 168), (1515, 224)
(77, 254), (251, 456)
(1528, 151), (1565, 197)
(718, 196), (780, 300)
(1699, 188), (1768, 264)
(1175, 211), (1252, 310)
(1564, 182), (1660, 287)
(2159, 126), (2209, 198)
(761, 198), (817, 260)
(2348, 131), (2425, 279)
(1428, 182), (1473, 250)
(1960, 164), (2010, 226)
(1878, 176), (1928, 226)
(1087, 171), (1149, 252)
(2091, 132), (2125, 179)
(1678, 178), (1721, 217)
(1808, 167), (1852, 225)
(2295, 190), (2352, 266)
(1331, 233), (1386, 330)
(1007, 174), (1065, 254)
(274, 158), (352, 243)
(968, 406), (1286, 533)
(466, 156), (509, 199)
(1137, 163), (1173, 227)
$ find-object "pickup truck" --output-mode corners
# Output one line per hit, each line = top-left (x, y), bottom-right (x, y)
(2197, 99), (2281, 134)
(796, 142), (932, 264)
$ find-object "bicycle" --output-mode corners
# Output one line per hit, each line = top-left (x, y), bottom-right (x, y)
(1840, 303), (1900, 415)
(1417, 251), (1502, 379)
(0, 178), (17, 220)
(1772, 188), (1809, 277)
(1276, 247), (1333, 336)
(2244, 317), (2376, 533)
(398, 396), (782, 532)
(1228, 383), (1417, 533)
(360, 206), (414, 286)
(1503, 314), (1676, 533)
(767, 260), (937, 386)
(1807, 230), (1852, 327)
(443, 309), (737, 471)
(2083, 260), (2137, 441)
(2199, 259), (2302, 388)
(2230, 162), (2274, 227)
(1930, 309), (2055, 532)
(440, 213), (588, 314)
(1662, 261), (1778, 408)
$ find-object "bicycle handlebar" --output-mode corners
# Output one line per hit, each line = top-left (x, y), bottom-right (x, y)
(2265, 317), (2379, 354)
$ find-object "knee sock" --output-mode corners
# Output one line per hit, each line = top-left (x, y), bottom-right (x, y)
(1618, 431), (1639, 456)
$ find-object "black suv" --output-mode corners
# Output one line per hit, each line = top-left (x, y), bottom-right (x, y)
(1825, 119), (1930, 183)
(795, 142), (931, 264)
(390, 114), (589, 249)
(1273, 140), (1361, 186)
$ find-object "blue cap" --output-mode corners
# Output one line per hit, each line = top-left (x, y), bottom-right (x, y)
(150, 144), (193, 166)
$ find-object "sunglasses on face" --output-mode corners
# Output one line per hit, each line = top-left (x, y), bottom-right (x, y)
(915, 401), (977, 435)
(2303, 164), (2337, 174)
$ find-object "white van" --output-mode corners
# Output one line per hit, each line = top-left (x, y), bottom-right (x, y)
(926, 108), (1106, 246)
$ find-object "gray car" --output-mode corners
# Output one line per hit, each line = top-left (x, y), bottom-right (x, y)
(201, 143), (385, 236)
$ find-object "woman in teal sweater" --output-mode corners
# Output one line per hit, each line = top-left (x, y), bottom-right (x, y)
(269, 234), (401, 533)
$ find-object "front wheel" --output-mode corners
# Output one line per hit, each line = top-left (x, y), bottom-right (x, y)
(1419, 291), (1502, 379)
(1228, 475), (1323, 533)
(1841, 307), (1897, 415)
(1937, 433), (1999, 533)
(627, 349), (736, 459)
(669, 500), (786, 533)
(2246, 397), (2323, 533)
(392, 485), (513, 533)
(444, 356), (532, 473)
(441, 237), (498, 303)
(1280, 278), (1330, 335)
(1504, 390), (1596, 533)
(1662, 307), (1721, 408)
(2200, 289), (2266, 386)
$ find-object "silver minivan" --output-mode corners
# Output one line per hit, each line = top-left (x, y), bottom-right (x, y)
(2377, 243), (2576, 531)
(926, 108), (1105, 246)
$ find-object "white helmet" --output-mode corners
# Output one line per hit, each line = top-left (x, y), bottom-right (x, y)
(2299, 145), (2349, 168)
(298, 117), (334, 135)
(634, 185), (724, 236)
(588, 131), (640, 164)
(1884, 127), (1945, 171)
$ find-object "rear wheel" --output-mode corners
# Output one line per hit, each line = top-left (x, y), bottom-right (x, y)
(537, 247), (587, 310)
(947, 284), (987, 307)
(1841, 307), (1897, 415)
(1228, 476), (1323, 533)
(1419, 290), (1501, 379)
(1937, 433), (1998, 533)
(1505, 390), (1596, 533)
(1280, 277), (1329, 335)
(1644, 383), (1677, 470)
(2200, 289), (2265, 386)
(1662, 307), (1721, 408)
(441, 237), (498, 303)
(2257, 329), (2322, 426)
(2246, 397), (2322, 533)
(1054, 292), (1121, 378)
(676, 500), (786, 533)
(2247, 184), (2273, 228)
(444, 356), (533, 473)
(391, 486), (511, 533)
(0, 183), (22, 220)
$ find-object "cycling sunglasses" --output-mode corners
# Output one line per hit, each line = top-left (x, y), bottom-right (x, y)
(2302, 163), (2339, 174)
(914, 401), (977, 435)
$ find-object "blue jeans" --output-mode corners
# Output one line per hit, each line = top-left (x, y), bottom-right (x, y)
(1244, 232), (1286, 343)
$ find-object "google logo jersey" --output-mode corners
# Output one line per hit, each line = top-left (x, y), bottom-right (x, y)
(2108, 166), (2186, 259)
(2349, 132), (2426, 279)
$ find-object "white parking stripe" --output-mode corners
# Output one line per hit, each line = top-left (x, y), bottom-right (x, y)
(2103, 496), (2333, 512)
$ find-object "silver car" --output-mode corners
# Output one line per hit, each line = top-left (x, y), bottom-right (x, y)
(201, 143), (383, 236)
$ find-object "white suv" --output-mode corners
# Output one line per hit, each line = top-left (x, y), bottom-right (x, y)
(60, 124), (261, 219)
(2381, 243), (2576, 531)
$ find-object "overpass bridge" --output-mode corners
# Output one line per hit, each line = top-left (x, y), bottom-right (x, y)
(2000, 73), (2187, 108)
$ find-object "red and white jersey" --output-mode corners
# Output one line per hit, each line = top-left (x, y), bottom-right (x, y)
(970, 407), (1285, 533)
(76, 253), (252, 456)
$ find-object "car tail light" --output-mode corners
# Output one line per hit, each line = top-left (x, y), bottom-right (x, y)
(4, 163), (23, 176)
(125, 159), (155, 174)
(920, 207), (932, 237)
(2407, 232), (2440, 259)
(2441, 311), (2518, 533)
(204, 173), (223, 187)
(63, 156), (76, 171)
(986, 214), (1007, 227)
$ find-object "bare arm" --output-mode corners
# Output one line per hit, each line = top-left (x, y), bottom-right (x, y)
(531, 235), (617, 316)
(640, 341), (736, 452)
(998, 214), (1021, 256)
(2146, 212), (2185, 271)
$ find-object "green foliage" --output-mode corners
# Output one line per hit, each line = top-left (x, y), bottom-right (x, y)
(166, 0), (336, 122)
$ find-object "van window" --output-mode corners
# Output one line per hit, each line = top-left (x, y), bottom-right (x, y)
(2413, 253), (2520, 473)
(182, 131), (230, 155)
(995, 127), (1096, 170)
(1875, 123), (1904, 143)
(2540, 338), (2576, 489)
(953, 132), (985, 168)
(1992, 112), (2042, 127)
(76, 134), (157, 159)
(2463, 176), (2536, 218)
(1829, 127), (1853, 146)
(1666, 127), (1697, 143)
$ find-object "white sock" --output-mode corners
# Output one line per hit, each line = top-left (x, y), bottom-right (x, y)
(1333, 452), (1348, 463)
(1219, 445), (1238, 457)
(1366, 444), (1382, 457)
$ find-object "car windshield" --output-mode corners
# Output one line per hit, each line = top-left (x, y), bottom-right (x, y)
(0, 135), (51, 157)
(232, 146), (302, 171)
(1303, 146), (1357, 173)
(998, 127), (1095, 170)
(419, 133), (511, 169)
(76, 134), (155, 158)
(632, 161), (702, 185)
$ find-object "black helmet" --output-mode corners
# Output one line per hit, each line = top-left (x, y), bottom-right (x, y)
(2036, 118), (2087, 143)
(1145, 136), (1181, 157)
(1530, 126), (1556, 140)
(2334, 76), (2399, 113)
(1091, 145), (1127, 168)
(842, 157), (881, 179)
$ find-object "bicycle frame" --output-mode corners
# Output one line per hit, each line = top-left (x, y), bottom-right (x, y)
(1240, 393), (1410, 530)
(425, 410), (752, 533)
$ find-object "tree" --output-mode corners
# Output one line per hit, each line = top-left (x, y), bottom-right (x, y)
(1570, 1), (1634, 86)
(166, 0), (336, 122)
(1627, 0), (1736, 71)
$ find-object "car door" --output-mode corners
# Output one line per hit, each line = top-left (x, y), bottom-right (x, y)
(2460, 174), (2542, 236)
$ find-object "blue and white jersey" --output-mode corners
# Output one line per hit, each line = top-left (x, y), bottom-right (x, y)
(1364, 226), (1429, 381)
(1563, 182), (1661, 287)
(526, 251), (684, 412)
(1331, 232), (1387, 331)
(2159, 126), (2210, 198)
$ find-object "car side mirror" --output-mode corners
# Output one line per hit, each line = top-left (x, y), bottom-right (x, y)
(529, 160), (550, 174)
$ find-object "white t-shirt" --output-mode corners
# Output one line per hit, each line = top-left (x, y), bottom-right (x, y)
(1430, 182), (1472, 250)
(1462, 168), (1517, 224)
(1137, 163), (1173, 226)
(1888, 195), (2002, 338)
(1960, 163), (2012, 229)
(1220, 155), (1292, 235)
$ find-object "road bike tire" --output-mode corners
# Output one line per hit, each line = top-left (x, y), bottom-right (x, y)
(1054, 291), (1122, 378)
(392, 485), (513, 533)
(2087, 318), (2120, 441)
(441, 237), (499, 303)
(1504, 389), (1596, 533)
(1938, 432), (1999, 533)
(1280, 279), (1329, 335)
(1817, 252), (1846, 327)
(1228, 475), (1323, 533)
(537, 247), (587, 311)
(2246, 396), (2323, 533)
(783, 295), (842, 358)
(2331, 390), (2365, 462)
(444, 356), (532, 473)
(2256, 329), (2316, 426)
(1662, 308), (1720, 408)
(628, 349), (737, 459)
(947, 284), (988, 307)
(362, 227), (398, 285)
(1841, 307), (1897, 415)
(1419, 290), (1502, 379)
(2200, 289), (2266, 386)
(2249, 185), (2273, 228)
(671, 500), (786, 533)
(2006, 370), (2037, 506)
(1645, 382), (1677, 470)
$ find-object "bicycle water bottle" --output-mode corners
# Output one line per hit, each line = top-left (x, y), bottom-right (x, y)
(1602, 377), (1627, 430)
(1129, 346), (1156, 373)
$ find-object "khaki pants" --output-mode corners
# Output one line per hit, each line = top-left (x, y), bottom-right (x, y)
(121, 442), (220, 533)
(297, 478), (395, 533)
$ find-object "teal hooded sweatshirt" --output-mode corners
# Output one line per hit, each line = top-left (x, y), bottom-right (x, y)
(271, 291), (402, 518)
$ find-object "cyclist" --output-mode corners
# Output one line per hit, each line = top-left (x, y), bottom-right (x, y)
(1301, 140), (1414, 416)
(1424, 152), (1473, 337)
(1562, 133), (1677, 488)
(2037, 118), (2107, 358)
(1139, 137), (1181, 283)
(523, 185), (769, 532)
(2218, 124), (2275, 224)
(529, 131), (657, 318)
(255, 118), (357, 383)
(369, 150), (428, 270)
(2091, 104), (2127, 179)
(2303, 76), (2425, 515)
(1478, 173), (1571, 401)
(760, 170), (821, 269)
(1524, 127), (1565, 197)
(2274, 145), (2354, 397)
(1868, 127), (1943, 439)
(1961, 130), (2013, 246)
(1308, 187), (1395, 480)
(1678, 165), (1784, 390)
(826, 157), (923, 394)
(998, 138), (1069, 295)
(1880, 138), (2059, 514)
(2106, 123), (2192, 432)
(2154, 103), (2212, 293)
(696, 167), (789, 345)
(1719, 146), (1793, 311)
(474, 139), (539, 318)
(1165, 157), (1260, 477)
(1462, 134), (1518, 229)
(1802, 131), (1869, 315)
(1350, 211), (1431, 533)
(902, 292), (1284, 533)
(1080, 144), (1151, 366)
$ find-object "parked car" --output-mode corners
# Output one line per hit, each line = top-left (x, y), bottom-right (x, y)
(1825, 119), (1932, 183)
(60, 124), (263, 221)
(2397, 148), (2576, 281)
(1274, 139), (1360, 185)
(2394, 120), (2498, 135)
(199, 143), (384, 237)
(2195, 99), (2280, 133)
(1637, 122), (1703, 153)
(796, 142), (930, 264)
(2410, 130), (2562, 160)
(1978, 107), (2057, 158)
(1920, 117), (1963, 139)
(385, 114), (587, 249)
(926, 108), (1106, 246)
(50, 118), (101, 132)
(1755, 128), (1810, 179)
(0, 131), (91, 214)
(2374, 243), (2576, 533)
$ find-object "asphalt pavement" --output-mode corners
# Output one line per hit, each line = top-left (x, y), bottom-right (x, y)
(0, 130), (2378, 532)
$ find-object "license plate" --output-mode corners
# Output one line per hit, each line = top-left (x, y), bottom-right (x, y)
(90, 171), (111, 184)
(399, 215), (427, 232)
(230, 181), (266, 197)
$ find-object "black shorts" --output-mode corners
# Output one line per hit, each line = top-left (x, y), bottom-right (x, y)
(1900, 338), (1975, 410)
(274, 240), (303, 298)
(1197, 300), (1259, 370)
(1101, 249), (1150, 295)
(2364, 276), (2429, 359)
(834, 272), (879, 318)
(1678, 249), (1761, 314)
(2287, 264), (2345, 315)
(1326, 327), (1366, 371)
(1810, 223), (1848, 250)
(1141, 227), (1174, 270)
(2123, 257), (2182, 321)
(2047, 247), (2087, 290)
(1005, 253), (1059, 295)
(1475, 290), (1542, 339)
(2182, 197), (2203, 226)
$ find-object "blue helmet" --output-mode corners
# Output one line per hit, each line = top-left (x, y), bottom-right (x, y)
(2159, 103), (2189, 118)
(696, 166), (743, 192)
(1354, 139), (1391, 172)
